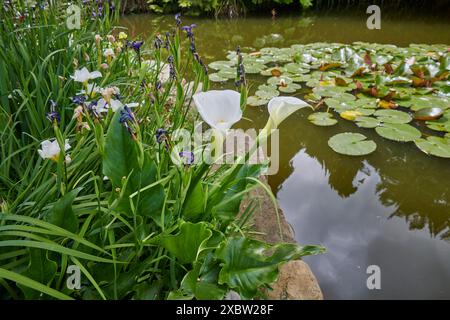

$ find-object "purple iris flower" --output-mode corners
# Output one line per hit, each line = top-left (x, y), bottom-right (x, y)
(175, 13), (182, 26)
(179, 151), (194, 166)
(72, 95), (87, 105)
(155, 128), (167, 144)
(235, 46), (246, 87)
(168, 56), (176, 80)
(87, 100), (99, 118)
(46, 100), (60, 123)
(181, 24), (196, 38)
(154, 35), (163, 49)
(119, 106), (137, 137)
(46, 111), (60, 123)
(128, 40), (144, 53)
(119, 105), (136, 124)
(164, 32), (170, 49)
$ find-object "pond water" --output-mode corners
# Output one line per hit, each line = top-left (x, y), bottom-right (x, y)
(120, 12), (450, 299)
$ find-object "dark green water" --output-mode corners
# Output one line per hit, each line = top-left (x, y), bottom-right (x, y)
(120, 12), (450, 299)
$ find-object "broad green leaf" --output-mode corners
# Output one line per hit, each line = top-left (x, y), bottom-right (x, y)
(179, 259), (225, 300)
(415, 137), (450, 158)
(426, 116), (450, 132)
(17, 249), (57, 299)
(278, 83), (301, 93)
(183, 182), (205, 221)
(374, 109), (412, 124)
(255, 89), (279, 100)
(328, 133), (377, 156)
(103, 109), (140, 187)
(308, 112), (337, 126)
(210, 164), (262, 221)
(355, 116), (381, 128)
(247, 96), (268, 107)
(208, 73), (227, 82)
(375, 123), (422, 142)
(45, 188), (81, 233)
(216, 237), (325, 299)
(162, 222), (212, 264)
(208, 60), (234, 70)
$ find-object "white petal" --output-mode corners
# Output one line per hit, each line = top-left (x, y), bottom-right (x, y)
(74, 67), (90, 83)
(126, 102), (139, 108)
(64, 139), (71, 151)
(89, 71), (102, 79)
(37, 149), (46, 159)
(267, 96), (310, 127)
(110, 99), (124, 112)
(193, 90), (242, 133)
(96, 99), (109, 113)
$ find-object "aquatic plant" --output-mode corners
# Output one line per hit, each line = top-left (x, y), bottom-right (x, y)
(209, 42), (450, 158)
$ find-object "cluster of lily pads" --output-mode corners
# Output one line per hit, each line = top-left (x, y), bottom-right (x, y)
(208, 42), (450, 158)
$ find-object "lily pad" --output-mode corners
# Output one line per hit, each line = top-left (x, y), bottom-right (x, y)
(374, 109), (412, 124)
(308, 112), (338, 126)
(313, 86), (355, 99)
(328, 133), (377, 156)
(244, 62), (266, 74)
(267, 76), (293, 86)
(209, 73), (227, 82)
(355, 116), (381, 128)
(217, 67), (236, 79)
(261, 67), (285, 77)
(209, 60), (235, 70)
(255, 89), (279, 100)
(247, 96), (268, 107)
(414, 107), (444, 121)
(375, 123), (421, 142)
(415, 136), (450, 158)
(340, 110), (364, 121)
(426, 116), (450, 132)
(284, 62), (310, 74)
(278, 83), (302, 93)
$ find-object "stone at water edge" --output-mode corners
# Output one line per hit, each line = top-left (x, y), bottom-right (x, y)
(265, 260), (324, 300)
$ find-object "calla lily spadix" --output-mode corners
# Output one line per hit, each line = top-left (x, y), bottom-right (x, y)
(71, 67), (102, 84)
(193, 90), (242, 161)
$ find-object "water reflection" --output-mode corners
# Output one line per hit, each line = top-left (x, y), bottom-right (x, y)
(275, 111), (450, 299)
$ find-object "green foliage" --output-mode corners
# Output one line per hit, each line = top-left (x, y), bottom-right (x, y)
(0, 1), (323, 300)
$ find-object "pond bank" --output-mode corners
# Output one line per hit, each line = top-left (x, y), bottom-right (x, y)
(234, 134), (323, 300)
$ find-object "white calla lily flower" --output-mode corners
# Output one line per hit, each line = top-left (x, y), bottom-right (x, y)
(267, 96), (310, 129)
(38, 139), (70, 162)
(71, 67), (102, 83)
(193, 90), (242, 134)
(193, 90), (242, 161)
